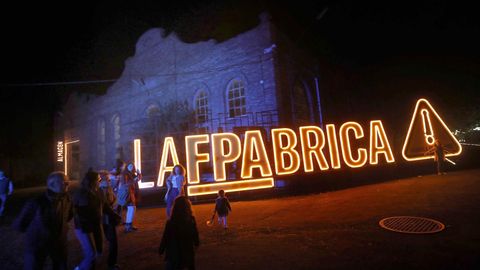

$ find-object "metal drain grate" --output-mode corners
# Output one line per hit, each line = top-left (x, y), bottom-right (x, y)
(379, 216), (445, 234)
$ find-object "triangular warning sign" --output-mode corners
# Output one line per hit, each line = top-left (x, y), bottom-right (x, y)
(402, 98), (462, 161)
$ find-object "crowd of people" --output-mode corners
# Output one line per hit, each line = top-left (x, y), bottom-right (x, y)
(6, 159), (233, 270)
(0, 138), (452, 269)
(1, 137), (454, 270)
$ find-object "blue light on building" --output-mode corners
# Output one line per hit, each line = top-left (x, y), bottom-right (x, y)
(55, 13), (322, 181)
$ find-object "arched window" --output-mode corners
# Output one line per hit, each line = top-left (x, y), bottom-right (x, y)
(97, 119), (106, 166)
(145, 104), (161, 139)
(227, 79), (246, 118)
(112, 114), (121, 159)
(195, 90), (209, 124)
(146, 104), (160, 119)
(292, 81), (312, 124)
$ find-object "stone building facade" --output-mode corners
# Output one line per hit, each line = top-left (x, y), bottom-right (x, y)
(55, 14), (322, 181)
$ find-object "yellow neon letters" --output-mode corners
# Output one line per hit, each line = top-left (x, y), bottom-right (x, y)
(299, 126), (329, 172)
(212, 133), (242, 181)
(185, 134), (210, 184)
(325, 124), (341, 169)
(272, 128), (301, 175)
(339, 122), (368, 168)
(121, 105), (454, 196)
(240, 130), (273, 178)
(369, 121), (395, 164)
(64, 140), (79, 176)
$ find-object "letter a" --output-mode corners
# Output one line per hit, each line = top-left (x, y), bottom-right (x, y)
(369, 121), (395, 164)
(157, 137), (180, 187)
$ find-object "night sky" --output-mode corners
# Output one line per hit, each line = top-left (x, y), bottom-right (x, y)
(1, 0), (479, 183)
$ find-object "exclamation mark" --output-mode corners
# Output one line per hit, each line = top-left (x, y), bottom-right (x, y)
(421, 109), (435, 145)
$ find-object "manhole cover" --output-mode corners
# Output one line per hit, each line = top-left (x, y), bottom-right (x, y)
(379, 216), (445, 234)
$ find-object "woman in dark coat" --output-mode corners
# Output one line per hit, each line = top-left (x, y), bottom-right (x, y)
(72, 170), (103, 270)
(159, 196), (200, 270)
(13, 171), (73, 270)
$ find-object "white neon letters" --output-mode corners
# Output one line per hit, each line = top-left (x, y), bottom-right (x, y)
(57, 141), (64, 162)
(134, 139), (155, 188)
(157, 137), (180, 187)
(185, 135), (210, 184)
(212, 133), (241, 181)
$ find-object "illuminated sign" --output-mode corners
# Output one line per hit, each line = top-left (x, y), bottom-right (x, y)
(134, 139), (154, 188)
(133, 120), (396, 195)
(64, 140), (80, 176)
(402, 98), (462, 161)
(57, 141), (64, 162)
(124, 98), (462, 196)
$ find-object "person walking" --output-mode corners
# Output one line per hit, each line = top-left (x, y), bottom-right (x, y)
(0, 170), (13, 217)
(214, 190), (232, 229)
(165, 165), (186, 218)
(159, 196), (200, 270)
(72, 170), (104, 270)
(98, 171), (122, 270)
(13, 172), (73, 270)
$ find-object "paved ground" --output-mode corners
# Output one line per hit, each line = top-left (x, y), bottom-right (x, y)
(1, 169), (480, 269)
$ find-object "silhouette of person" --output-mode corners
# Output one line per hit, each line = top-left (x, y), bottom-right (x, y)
(426, 138), (446, 175)
(13, 172), (73, 270)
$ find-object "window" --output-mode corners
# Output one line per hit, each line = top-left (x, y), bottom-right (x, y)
(195, 90), (209, 124)
(227, 79), (246, 118)
(146, 105), (160, 118)
(97, 119), (106, 166)
(292, 81), (311, 124)
(146, 104), (161, 141)
(112, 114), (121, 159)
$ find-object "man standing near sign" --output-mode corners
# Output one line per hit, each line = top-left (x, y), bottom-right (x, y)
(426, 139), (446, 175)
